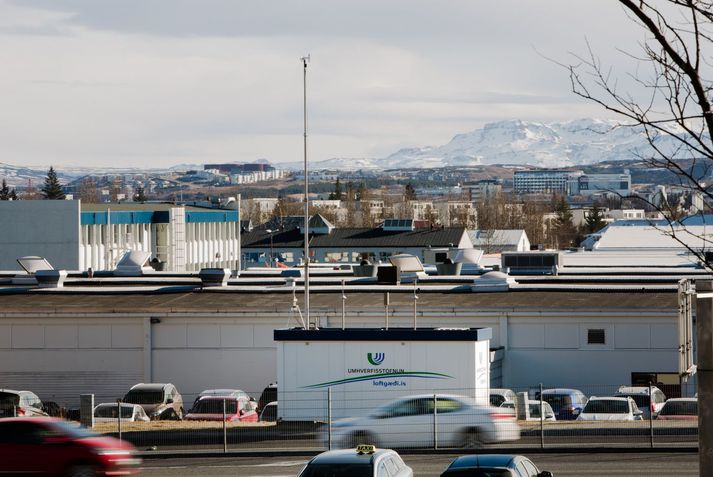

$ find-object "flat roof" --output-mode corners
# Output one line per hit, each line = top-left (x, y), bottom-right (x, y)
(0, 289), (677, 314)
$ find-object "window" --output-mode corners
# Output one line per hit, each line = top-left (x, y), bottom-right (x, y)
(436, 398), (463, 414)
(587, 328), (606, 345)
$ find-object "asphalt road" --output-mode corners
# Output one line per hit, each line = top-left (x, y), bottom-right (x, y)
(139, 452), (698, 476)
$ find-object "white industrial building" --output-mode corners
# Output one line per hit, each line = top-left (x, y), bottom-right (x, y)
(0, 201), (240, 272)
(0, 265), (693, 408)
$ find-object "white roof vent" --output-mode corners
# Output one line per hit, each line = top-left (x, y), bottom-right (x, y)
(389, 254), (424, 272)
(114, 251), (152, 277)
(472, 271), (516, 292)
(454, 248), (483, 264)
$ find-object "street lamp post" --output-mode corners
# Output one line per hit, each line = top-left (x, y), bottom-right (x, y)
(301, 54), (311, 329)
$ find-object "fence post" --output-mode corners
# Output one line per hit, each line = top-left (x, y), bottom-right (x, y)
(13, 405), (16, 417)
(433, 393), (438, 450)
(223, 398), (227, 453)
(649, 382), (654, 449)
(327, 387), (333, 450)
(117, 399), (122, 443)
(539, 383), (544, 449)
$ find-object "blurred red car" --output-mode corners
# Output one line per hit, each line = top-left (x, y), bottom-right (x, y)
(655, 398), (698, 420)
(0, 417), (141, 476)
(184, 396), (258, 422)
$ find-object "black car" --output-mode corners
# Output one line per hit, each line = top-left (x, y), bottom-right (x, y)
(441, 454), (553, 477)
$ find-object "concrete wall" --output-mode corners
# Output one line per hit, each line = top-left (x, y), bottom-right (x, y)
(0, 200), (80, 271)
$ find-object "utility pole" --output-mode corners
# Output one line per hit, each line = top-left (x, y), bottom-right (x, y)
(301, 54), (311, 329)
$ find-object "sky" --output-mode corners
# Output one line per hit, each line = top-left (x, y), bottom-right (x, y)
(0, 0), (649, 168)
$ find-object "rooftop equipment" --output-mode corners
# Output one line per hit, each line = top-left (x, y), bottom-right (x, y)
(501, 251), (561, 275)
(113, 251), (153, 277)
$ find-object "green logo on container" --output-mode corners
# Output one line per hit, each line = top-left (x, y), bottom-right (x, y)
(367, 352), (385, 366)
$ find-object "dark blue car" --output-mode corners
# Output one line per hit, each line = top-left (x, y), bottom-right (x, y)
(536, 388), (588, 420)
(440, 454), (553, 477)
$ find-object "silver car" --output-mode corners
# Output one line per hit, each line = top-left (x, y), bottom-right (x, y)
(330, 394), (520, 449)
(0, 389), (47, 418)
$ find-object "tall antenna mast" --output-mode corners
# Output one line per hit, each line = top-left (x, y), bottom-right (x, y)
(302, 54), (311, 330)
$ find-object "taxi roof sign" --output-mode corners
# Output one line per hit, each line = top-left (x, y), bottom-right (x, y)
(356, 444), (376, 454)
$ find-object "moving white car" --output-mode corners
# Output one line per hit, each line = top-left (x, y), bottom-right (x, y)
(576, 396), (643, 421)
(93, 403), (150, 423)
(330, 394), (520, 449)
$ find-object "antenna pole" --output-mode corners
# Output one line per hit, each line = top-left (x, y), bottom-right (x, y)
(302, 54), (311, 329)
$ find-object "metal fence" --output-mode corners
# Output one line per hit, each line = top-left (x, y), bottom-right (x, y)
(22, 384), (699, 452)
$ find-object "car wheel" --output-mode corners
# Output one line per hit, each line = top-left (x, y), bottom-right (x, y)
(460, 428), (483, 449)
(66, 465), (97, 477)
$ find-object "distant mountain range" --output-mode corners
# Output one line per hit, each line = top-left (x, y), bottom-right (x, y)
(0, 118), (693, 185)
(280, 118), (690, 171)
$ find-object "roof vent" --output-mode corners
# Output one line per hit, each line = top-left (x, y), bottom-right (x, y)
(472, 271), (516, 292)
(35, 270), (68, 288)
(501, 252), (561, 275)
(199, 268), (231, 287)
(114, 251), (153, 276)
(17, 256), (54, 274)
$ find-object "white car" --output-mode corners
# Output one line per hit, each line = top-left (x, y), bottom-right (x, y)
(614, 385), (666, 418)
(489, 388), (517, 407)
(93, 403), (150, 422)
(330, 394), (520, 449)
(576, 396), (643, 421)
(500, 400), (556, 421)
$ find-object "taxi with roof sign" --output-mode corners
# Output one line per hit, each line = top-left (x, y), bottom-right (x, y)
(297, 444), (413, 477)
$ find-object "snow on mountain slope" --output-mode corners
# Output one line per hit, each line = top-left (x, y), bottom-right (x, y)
(378, 118), (692, 169)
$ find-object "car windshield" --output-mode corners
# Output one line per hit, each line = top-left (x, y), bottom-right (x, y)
(442, 470), (510, 477)
(584, 400), (629, 414)
(0, 392), (19, 408)
(660, 401), (697, 416)
(298, 463), (372, 477)
(193, 399), (238, 414)
(124, 391), (163, 405)
(95, 405), (134, 418)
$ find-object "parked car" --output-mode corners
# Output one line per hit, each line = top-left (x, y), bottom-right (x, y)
(122, 383), (184, 420)
(330, 394), (520, 449)
(614, 385), (667, 418)
(489, 388), (517, 407)
(0, 389), (47, 418)
(440, 454), (553, 477)
(0, 417), (141, 476)
(576, 396), (643, 421)
(190, 389), (253, 412)
(536, 388), (587, 420)
(500, 400), (556, 421)
(257, 382), (278, 414)
(185, 396), (258, 422)
(298, 445), (413, 477)
(259, 401), (278, 422)
(94, 403), (150, 423)
(656, 398), (698, 420)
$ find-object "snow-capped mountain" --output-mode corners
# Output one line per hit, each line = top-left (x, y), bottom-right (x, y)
(0, 163), (81, 188)
(282, 118), (691, 171)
